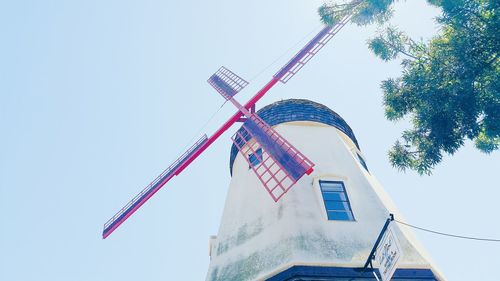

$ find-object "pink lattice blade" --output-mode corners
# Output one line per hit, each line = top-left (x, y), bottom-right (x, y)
(232, 114), (314, 201)
(208, 66), (249, 100)
(274, 14), (353, 84)
(102, 135), (208, 239)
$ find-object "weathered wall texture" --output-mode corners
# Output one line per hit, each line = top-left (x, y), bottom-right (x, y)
(206, 120), (442, 281)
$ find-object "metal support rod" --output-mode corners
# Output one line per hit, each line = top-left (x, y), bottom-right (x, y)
(363, 213), (395, 269)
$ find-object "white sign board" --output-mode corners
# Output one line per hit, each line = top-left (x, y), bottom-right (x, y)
(375, 225), (403, 281)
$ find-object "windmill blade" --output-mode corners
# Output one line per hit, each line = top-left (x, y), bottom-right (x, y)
(232, 114), (314, 201)
(274, 14), (353, 84)
(208, 66), (249, 100)
(102, 135), (209, 239)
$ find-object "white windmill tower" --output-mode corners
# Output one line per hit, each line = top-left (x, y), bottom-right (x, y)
(101, 9), (444, 281)
(205, 99), (444, 280)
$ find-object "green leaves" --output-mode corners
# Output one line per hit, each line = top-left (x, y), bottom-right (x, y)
(319, 0), (395, 26)
(353, 0), (394, 25)
(318, 4), (339, 26)
(475, 130), (500, 153)
(368, 27), (422, 61)
(319, 0), (500, 175)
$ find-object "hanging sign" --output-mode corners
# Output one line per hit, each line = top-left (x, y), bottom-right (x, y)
(375, 224), (403, 281)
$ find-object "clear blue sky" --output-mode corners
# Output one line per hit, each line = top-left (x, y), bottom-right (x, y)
(1, 1), (498, 280)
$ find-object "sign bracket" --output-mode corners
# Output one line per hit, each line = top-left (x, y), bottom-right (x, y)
(363, 213), (395, 270)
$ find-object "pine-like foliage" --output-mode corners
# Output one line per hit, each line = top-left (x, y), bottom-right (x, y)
(320, 0), (499, 174)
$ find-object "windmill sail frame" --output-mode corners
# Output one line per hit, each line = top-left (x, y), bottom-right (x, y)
(232, 114), (314, 201)
(102, 135), (208, 238)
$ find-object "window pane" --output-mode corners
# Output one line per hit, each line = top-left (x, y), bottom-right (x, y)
(357, 153), (369, 172)
(320, 181), (344, 192)
(322, 191), (346, 201)
(327, 211), (353, 221)
(325, 200), (350, 211)
(248, 148), (263, 167)
(249, 154), (257, 164)
(320, 180), (355, 221)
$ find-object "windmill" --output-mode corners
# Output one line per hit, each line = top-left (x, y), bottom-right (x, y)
(102, 14), (355, 239)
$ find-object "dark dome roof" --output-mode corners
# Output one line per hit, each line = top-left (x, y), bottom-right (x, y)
(229, 99), (359, 175)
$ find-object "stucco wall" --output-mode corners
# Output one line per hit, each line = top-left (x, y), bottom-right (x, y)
(206, 121), (442, 281)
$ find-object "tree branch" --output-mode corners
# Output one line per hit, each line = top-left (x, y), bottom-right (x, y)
(379, 37), (419, 60)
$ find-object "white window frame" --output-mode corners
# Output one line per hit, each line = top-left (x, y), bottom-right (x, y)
(313, 176), (356, 222)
